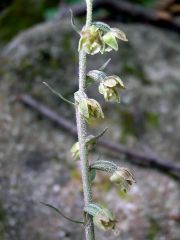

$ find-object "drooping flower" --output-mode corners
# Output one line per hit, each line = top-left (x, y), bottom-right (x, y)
(93, 208), (116, 231)
(75, 91), (104, 124)
(99, 75), (125, 102)
(78, 22), (128, 55)
(110, 167), (135, 193)
(78, 25), (103, 55)
(79, 98), (104, 124)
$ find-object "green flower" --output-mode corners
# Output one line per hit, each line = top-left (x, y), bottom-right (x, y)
(110, 167), (135, 193)
(78, 25), (103, 55)
(99, 75), (125, 102)
(78, 98), (104, 124)
(78, 22), (128, 55)
(93, 208), (116, 231)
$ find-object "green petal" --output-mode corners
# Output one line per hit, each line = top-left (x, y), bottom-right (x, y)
(103, 32), (118, 51)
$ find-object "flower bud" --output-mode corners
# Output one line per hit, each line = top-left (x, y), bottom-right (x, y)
(93, 208), (116, 231)
(70, 142), (80, 160)
(78, 25), (103, 55)
(71, 135), (98, 160)
(110, 167), (135, 193)
(99, 75), (125, 103)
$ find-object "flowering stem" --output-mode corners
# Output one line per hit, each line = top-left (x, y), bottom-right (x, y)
(75, 0), (95, 239)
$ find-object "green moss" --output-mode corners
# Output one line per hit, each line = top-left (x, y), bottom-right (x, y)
(119, 108), (159, 142)
(122, 63), (151, 85)
(145, 111), (159, 128)
(120, 110), (138, 141)
(147, 218), (161, 240)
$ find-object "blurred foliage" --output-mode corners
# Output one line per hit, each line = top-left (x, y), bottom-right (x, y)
(147, 218), (161, 240)
(0, 0), (13, 11)
(0, 0), (59, 42)
(0, 0), (159, 42)
(128, 0), (157, 6)
(65, 0), (82, 3)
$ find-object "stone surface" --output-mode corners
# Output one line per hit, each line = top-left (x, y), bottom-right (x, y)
(0, 20), (180, 240)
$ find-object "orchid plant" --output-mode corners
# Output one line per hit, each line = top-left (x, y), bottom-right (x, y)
(43, 0), (135, 239)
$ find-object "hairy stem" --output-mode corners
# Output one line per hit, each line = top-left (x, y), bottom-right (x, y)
(75, 0), (95, 239)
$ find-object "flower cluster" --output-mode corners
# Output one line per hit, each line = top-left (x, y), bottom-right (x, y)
(79, 22), (128, 55)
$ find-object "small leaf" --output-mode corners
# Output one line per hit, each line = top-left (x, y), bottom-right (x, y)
(84, 203), (102, 217)
(90, 160), (118, 173)
(99, 58), (111, 71)
(87, 70), (107, 83)
(43, 82), (74, 106)
(86, 127), (108, 146)
(40, 202), (84, 224)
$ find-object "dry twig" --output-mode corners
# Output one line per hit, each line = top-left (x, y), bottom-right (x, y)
(17, 94), (180, 180)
